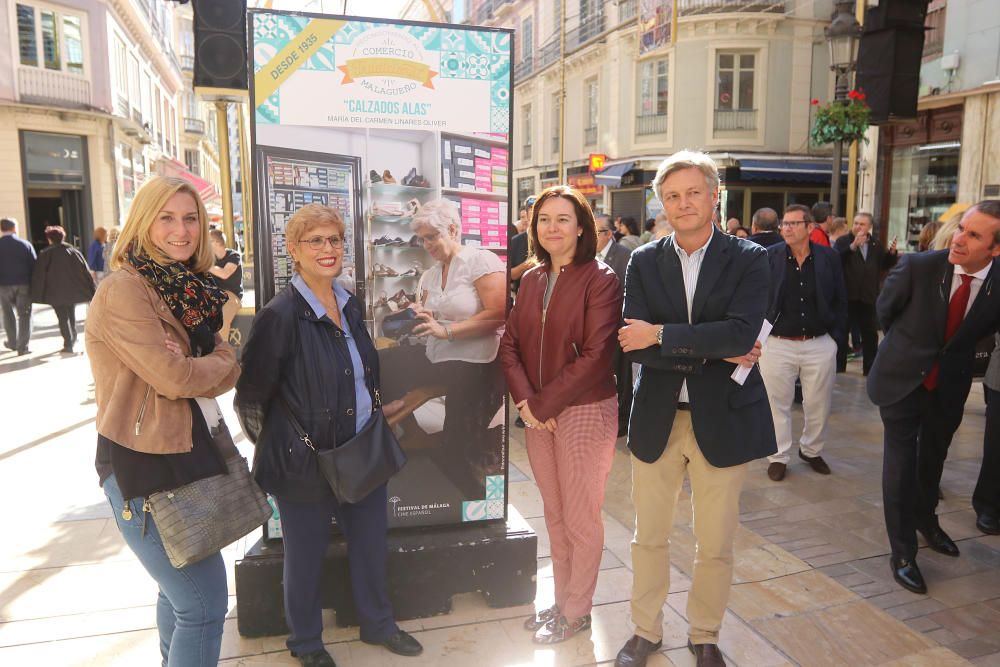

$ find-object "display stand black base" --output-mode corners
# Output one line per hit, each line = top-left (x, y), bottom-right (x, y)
(235, 508), (537, 638)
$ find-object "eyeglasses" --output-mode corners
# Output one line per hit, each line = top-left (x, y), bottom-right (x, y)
(598, 228), (614, 235)
(299, 235), (344, 250)
(778, 219), (807, 228)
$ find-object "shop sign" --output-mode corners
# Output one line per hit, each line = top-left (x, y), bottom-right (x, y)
(568, 173), (603, 197)
(588, 153), (607, 173)
(249, 9), (512, 529)
(23, 131), (85, 186)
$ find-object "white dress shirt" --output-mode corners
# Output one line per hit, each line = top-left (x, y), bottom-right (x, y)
(671, 228), (714, 403)
(951, 262), (992, 316)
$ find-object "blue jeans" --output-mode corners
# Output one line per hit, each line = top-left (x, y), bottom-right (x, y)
(103, 474), (228, 667)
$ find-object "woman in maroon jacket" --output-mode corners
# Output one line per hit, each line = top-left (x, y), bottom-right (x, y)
(499, 185), (622, 644)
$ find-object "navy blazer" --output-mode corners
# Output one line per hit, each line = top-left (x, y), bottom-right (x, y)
(623, 232), (777, 467)
(867, 251), (1000, 412)
(766, 241), (848, 346)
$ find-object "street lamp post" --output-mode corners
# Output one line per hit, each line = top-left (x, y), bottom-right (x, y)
(825, 0), (862, 217)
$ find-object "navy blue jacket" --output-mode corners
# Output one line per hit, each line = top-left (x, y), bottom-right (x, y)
(766, 241), (848, 346)
(623, 232), (777, 468)
(0, 234), (37, 286)
(234, 284), (379, 503)
(868, 251), (1000, 412)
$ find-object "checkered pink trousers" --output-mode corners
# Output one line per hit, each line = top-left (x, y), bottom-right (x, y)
(525, 396), (618, 619)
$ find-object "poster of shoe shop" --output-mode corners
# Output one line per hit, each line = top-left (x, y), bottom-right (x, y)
(248, 10), (513, 530)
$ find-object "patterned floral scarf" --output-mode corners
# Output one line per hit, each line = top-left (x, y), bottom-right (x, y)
(127, 244), (227, 356)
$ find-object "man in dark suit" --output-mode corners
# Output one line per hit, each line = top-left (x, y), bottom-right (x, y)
(868, 200), (1000, 594)
(616, 151), (776, 667)
(834, 212), (898, 375)
(508, 200), (533, 295)
(748, 207), (782, 248)
(759, 204), (847, 482)
(597, 213), (635, 437)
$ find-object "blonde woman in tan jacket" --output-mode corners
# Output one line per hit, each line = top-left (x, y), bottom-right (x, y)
(85, 176), (239, 667)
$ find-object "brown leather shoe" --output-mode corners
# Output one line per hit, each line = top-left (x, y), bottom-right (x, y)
(767, 462), (786, 481)
(798, 451), (831, 474)
(688, 640), (726, 666)
(614, 634), (662, 666)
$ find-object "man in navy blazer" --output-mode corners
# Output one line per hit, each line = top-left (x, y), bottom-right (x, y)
(615, 151), (776, 667)
(758, 204), (847, 482)
(868, 201), (1000, 595)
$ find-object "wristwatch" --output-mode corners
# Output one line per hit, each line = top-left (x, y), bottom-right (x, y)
(655, 325), (664, 346)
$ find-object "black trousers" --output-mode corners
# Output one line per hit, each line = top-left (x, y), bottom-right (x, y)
(879, 385), (964, 560)
(837, 301), (879, 375)
(974, 386), (1000, 519)
(275, 485), (397, 656)
(53, 304), (77, 349)
(613, 346), (632, 437)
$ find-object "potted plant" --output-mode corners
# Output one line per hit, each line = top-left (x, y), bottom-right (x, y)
(810, 89), (871, 145)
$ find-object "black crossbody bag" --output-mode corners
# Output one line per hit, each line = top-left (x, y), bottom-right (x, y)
(279, 391), (407, 504)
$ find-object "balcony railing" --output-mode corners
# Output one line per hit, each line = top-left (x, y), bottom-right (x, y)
(181, 54), (195, 72)
(714, 108), (757, 131)
(514, 56), (534, 82)
(537, 38), (561, 71)
(584, 126), (597, 145)
(679, 0), (786, 14)
(636, 113), (668, 136)
(184, 117), (206, 134)
(619, 0), (639, 23)
(115, 93), (129, 117)
(567, 13), (606, 52)
(17, 67), (92, 108)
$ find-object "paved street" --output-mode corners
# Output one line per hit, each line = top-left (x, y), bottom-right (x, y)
(0, 306), (998, 666)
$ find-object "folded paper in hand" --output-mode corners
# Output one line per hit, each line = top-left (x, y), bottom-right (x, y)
(731, 319), (773, 386)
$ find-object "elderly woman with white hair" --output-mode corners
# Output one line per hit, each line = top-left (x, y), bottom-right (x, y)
(378, 199), (507, 486)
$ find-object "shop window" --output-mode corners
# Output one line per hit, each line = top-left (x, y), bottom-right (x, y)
(887, 143), (960, 252)
(723, 189), (744, 224)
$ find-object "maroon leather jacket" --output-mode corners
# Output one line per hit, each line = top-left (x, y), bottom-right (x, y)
(500, 259), (622, 421)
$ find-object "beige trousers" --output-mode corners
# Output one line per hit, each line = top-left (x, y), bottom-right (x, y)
(630, 411), (748, 645)
(220, 291), (241, 344)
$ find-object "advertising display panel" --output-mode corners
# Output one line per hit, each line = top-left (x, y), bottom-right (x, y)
(248, 10), (513, 529)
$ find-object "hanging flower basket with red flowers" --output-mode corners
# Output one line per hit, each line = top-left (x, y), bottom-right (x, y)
(810, 90), (871, 146)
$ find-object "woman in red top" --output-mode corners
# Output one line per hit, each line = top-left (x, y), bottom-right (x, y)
(499, 185), (622, 643)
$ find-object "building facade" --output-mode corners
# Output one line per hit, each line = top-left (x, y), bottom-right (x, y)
(0, 0), (220, 253)
(469, 0), (843, 226)
(872, 0), (1000, 251)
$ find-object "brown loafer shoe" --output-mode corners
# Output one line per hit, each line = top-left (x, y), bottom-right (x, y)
(767, 462), (786, 481)
(615, 634), (662, 666)
(688, 640), (726, 666)
(798, 451), (831, 474)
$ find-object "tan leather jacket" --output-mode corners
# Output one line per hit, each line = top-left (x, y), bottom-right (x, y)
(85, 265), (240, 454)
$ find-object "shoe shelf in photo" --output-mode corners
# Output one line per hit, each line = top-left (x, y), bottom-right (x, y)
(440, 132), (509, 256)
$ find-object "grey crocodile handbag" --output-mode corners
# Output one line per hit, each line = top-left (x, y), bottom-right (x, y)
(146, 456), (270, 568)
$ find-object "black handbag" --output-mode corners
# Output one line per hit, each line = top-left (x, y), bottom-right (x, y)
(279, 392), (407, 504)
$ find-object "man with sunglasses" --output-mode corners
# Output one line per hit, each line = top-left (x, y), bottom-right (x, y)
(759, 205), (847, 483)
(868, 200), (1000, 594)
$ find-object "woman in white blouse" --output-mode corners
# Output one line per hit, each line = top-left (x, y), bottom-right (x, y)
(379, 199), (507, 488)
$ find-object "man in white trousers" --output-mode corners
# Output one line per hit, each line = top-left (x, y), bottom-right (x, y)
(759, 204), (848, 481)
